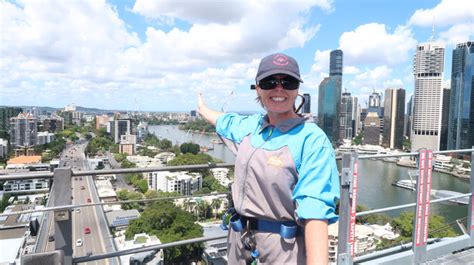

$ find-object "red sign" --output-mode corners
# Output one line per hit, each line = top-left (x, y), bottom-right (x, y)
(349, 160), (358, 256)
(423, 151), (433, 244)
(415, 150), (426, 246)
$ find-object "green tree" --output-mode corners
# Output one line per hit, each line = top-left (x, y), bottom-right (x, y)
(158, 139), (172, 151)
(125, 200), (203, 263)
(391, 212), (458, 239)
(180, 142), (200, 155)
(144, 190), (160, 199)
(167, 153), (214, 166)
(0, 194), (11, 212)
(136, 179), (148, 193)
(210, 198), (222, 219)
(353, 133), (363, 145)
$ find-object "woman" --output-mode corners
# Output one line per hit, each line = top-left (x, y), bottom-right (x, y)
(198, 53), (340, 265)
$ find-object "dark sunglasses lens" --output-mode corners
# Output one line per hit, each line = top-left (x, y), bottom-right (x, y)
(281, 78), (299, 90)
(259, 77), (300, 90)
(259, 80), (278, 90)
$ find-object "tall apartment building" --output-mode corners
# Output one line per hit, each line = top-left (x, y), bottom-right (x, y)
(119, 134), (136, 155)
(447, 41), (474, 152)
(0, 138), (8, 158)
(352, 96), (361, 136)
(42, 115), (64, 133)
(0, 107), (22, 138)
(9, 113), (38, 148)
(411, 41), (445, 151)
(340, 92), (353, 140)
(369, 90), (382, 107)
(318, 49), (343, 144)
(382, 88), (406, 150)
(96, 114), (110, 130)
(364, 112), (381, 145)
(440, 87), (451, 151)
(405, 96), (413, 138)
(58, 110), (73, 126)
(110, 118), (132, 144)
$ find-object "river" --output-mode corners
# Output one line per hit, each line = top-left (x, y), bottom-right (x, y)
(149, 125), (469, 225)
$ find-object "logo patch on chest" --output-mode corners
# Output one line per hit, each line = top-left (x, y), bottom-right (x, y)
(267, 155), (283, 168)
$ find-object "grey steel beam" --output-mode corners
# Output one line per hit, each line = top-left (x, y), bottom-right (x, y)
(22, 250), (64, 265)
(74, 234), (227, 263)
(71, 163), (235, 176)
(51, 168), (73, 265)
(469, 147), (474, 245)
(337, 153), (357, 265)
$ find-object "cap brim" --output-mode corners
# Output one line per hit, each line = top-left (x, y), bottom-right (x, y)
(256, 69), (304, 83)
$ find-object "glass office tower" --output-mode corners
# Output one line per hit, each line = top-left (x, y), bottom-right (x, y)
(447, 41), (474, 151)
(318, 49), (343, 144)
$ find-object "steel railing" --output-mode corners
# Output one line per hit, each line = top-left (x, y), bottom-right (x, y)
(1, 148), (473, 265)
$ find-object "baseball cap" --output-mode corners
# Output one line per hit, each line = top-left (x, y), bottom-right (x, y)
(255, 53), (303, 83)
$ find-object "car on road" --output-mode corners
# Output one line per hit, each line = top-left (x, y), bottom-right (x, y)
(75, 208), (80, 213)
(81, 186), (85, 190)
(84, 227), (91, 234)
(76, 239), (83, 247)
(48, 235), (54, 242)
(87, 198), (91, 203)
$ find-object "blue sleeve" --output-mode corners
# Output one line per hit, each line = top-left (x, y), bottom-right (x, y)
(293, 135), (340, 224)
(216, 113), (259, 143)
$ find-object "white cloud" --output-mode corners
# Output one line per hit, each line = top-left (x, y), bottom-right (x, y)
(439, 23), (474, 46)
(409, 0), (474, 27)
(409, 0), (474, 47)
(348, 65), (393, 95)
(344, 66), (360, 75)
(132, 0), (249, 24)
(339, 23), (417, 66)
(0, 0), (332, 110)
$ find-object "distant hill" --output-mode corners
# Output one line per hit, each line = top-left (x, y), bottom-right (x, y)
(3, 105), (118, 114)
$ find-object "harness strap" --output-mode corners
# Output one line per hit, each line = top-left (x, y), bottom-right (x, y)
(248, 218), (300, 239)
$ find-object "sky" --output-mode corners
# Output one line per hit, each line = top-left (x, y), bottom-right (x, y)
(0, 0), (473, 113)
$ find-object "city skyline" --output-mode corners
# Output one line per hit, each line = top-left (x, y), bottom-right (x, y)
(1, 0), (473, 112)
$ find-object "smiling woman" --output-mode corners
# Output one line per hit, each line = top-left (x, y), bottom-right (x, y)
(198, 53), (340, 264)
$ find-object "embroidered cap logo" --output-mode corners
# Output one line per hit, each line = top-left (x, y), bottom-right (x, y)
(272, 54), (289, 67)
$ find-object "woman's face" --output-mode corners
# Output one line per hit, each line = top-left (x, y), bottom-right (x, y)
(257, 74), (299, 116)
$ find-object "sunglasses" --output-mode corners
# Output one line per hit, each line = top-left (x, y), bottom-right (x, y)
(258, 76), (300, 90)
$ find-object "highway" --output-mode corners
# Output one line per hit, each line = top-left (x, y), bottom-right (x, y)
(37, 141), (118, 264)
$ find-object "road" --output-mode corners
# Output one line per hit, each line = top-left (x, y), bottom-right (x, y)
(38, 142), (118, 264)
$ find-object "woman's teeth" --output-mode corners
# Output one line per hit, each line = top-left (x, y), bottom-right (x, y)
(271, 97), (285, 102)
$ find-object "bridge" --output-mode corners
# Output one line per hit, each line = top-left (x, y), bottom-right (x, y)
(1, 148), (473, 264)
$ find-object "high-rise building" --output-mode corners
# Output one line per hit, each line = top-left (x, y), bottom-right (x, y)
(447, 41), (474, 152)
(303, 93), (311, 114)
(318, 49), (343, 144)
(340, 92), (353, 139)
(411, 41), (445, 151)
(0, 107), (22, 139)
(110, 119), (132, 144)
(10, 113), (38, 148)
(440, 87), (451, 151)
(96, 115), (110, 130)
(363, 112), (381, 145)
(43, 115), (64, 133)
(352, 96), (361, 136)
(382, 88), (406, 150)
(369, 91), (382, 107)
(329, 49), (343, 76)
(405, 96), (413, 138)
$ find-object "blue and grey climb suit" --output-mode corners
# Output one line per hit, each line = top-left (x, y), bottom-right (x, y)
(216, 113), (340, 264)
